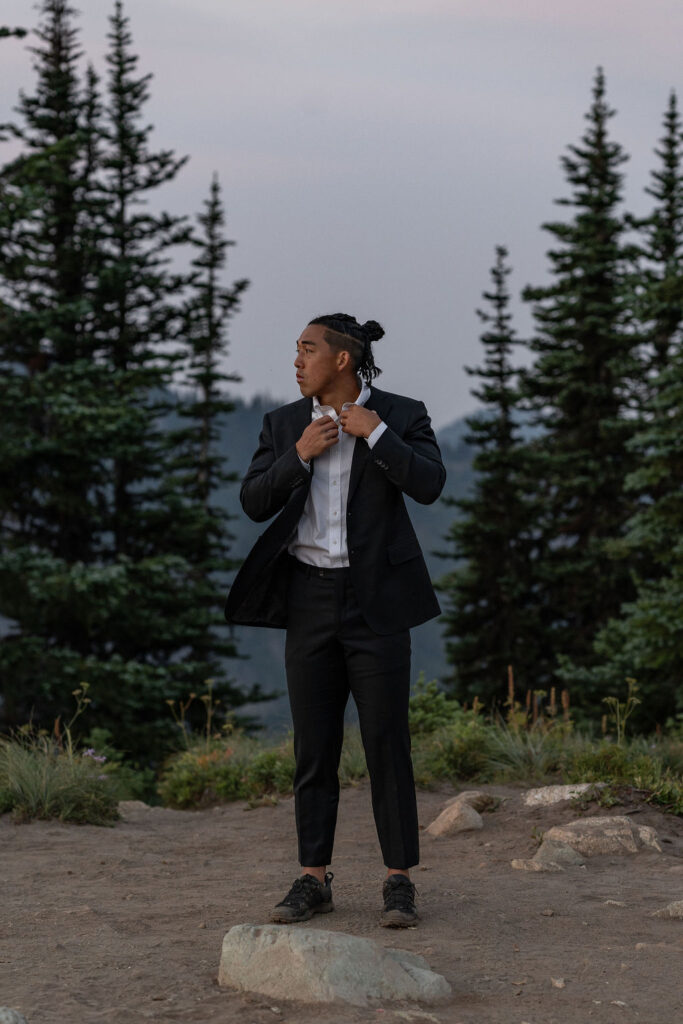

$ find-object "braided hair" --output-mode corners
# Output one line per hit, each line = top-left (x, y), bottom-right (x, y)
(308, 313), (385, 382)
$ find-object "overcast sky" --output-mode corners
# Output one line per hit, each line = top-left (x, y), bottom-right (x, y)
(3, 0), (682, 427)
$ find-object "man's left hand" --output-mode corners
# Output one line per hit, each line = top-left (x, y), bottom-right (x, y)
(339, 405), (382, 438)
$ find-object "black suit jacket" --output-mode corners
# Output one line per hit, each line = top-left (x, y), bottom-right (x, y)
(224, 386), (446, 634)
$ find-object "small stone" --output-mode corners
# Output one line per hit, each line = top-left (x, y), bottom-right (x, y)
(534, 840), (585, 867)
(522, 783), (604, 807)
(602, 900), (626, 907)
(651, 900), (683, 919)
(551, 977), (566, 988)
(0, 1010), (29, 1024)
(426, 801), (483, 837)
(540, 908), (554, 917)
(511, 857), (563, 872)
(611, 1000), (627, 1007)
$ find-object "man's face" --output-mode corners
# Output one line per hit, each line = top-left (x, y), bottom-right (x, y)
(294, 324), (345, 398)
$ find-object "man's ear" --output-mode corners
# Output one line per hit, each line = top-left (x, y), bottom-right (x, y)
(337, 349), (351, 372)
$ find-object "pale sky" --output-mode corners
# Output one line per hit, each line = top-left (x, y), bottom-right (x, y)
(2, 0), (681, 427)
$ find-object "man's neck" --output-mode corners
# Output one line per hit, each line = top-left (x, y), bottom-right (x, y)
(316, 376), (363, 415)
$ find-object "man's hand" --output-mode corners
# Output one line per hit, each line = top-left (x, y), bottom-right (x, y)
(340, 405), (381, 438)
(296, 415), (339, 463)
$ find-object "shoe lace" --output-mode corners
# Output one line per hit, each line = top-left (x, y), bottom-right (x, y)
(384, 877), (416, 912)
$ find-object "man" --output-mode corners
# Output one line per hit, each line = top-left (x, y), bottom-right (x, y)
(225, 313), (445, 927)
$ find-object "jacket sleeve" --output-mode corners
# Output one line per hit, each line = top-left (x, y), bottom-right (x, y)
(240, 412), (311, 523)
(368, 401), (446, 504)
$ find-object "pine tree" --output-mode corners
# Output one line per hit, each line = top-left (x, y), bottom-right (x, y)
(439, 247), (546, 707)
(158, 173), (259, 707)
(0, 1), (116, 733)
(0, 2), (255, 760)
(573, 96), (683, 726)
(573, 349), (683, 726)
(520, 69), (639, 709)
(637, 91), (683, 377)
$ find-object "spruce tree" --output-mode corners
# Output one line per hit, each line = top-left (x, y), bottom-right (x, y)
(439, 247), (545, 707)
(159, 173), (259, 708)
(0, 0), (116, 732)
(521, 68), (639, 708)
(572, 349), (683, 726)
(574, 97), (683, 726)
(637, 91), (683, 377)
(0, 1), (254, 760)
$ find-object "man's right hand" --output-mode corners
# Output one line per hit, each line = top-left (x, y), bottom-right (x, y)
(296, 415), (339, 463)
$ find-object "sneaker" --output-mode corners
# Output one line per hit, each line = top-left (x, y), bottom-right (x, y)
(380, 874), (418, 928)
(270, 872), (335, 923)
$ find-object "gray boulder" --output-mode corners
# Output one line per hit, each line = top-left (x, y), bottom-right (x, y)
(511, 839), (585, 873)
(218, 924), (452, 1006)
(543, 816), (661, 857)
(0, 1010), (29, 1024)
(651, 900), (683, 919)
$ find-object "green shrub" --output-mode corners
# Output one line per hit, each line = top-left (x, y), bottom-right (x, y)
(412, 718), (494, 785)
(409, 674), (464, 735)
(0, 734), (120, 825)
(242, 742), (296, 798)
(157, 738), (251, 808)
(484, 723), (568, 781)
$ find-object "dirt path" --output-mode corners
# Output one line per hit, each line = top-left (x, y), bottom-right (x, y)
(1, 782), (682, 1024)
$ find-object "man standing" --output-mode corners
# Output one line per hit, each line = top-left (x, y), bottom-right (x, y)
(225, 313), (445, 927)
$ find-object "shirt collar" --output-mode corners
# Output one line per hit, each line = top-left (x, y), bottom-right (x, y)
(312, 381), (371, 419)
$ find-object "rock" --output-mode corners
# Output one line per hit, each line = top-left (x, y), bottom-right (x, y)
(651, 900), (683, 919)
(511, 839), (584, 873)
(426, 801), (483, 837)
(511, 857), (563, 873)
(444, 790), (499, 813)
(0, 1010), (29, 1024)
(534, 839), (585, 867)
(118, 800), (150, 814)
(218, 924), (451, 1007)
(543, 816), (661, 857)
(550, 977), (566, 989)
(522, 783), (604, 807)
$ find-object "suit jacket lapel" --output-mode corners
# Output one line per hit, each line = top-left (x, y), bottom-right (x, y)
(347, 387), (392, 504)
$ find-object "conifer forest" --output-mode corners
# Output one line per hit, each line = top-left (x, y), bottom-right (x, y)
(1, 2), (682, 767)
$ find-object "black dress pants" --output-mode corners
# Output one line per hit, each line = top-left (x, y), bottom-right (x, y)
(284, 559), (420, 870)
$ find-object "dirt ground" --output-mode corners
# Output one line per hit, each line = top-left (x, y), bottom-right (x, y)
(1, 781), (682, 1024)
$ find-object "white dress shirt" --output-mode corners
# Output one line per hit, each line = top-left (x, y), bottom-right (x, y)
(288, 383), (387, 567)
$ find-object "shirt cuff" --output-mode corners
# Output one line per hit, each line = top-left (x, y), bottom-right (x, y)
(297, 453), (311, 471)
(366, 421), (387, 449)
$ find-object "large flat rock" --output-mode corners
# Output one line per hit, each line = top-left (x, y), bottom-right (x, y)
(218, 924), (452, 1007)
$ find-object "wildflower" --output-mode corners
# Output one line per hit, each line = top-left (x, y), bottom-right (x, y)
(83, 748), (107, 764)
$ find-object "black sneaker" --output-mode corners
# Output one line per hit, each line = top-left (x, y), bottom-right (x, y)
(270, 872), (335, 923)
(380, 874), (419, 928)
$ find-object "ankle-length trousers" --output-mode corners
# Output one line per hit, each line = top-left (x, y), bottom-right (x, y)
(284, 559), (420, 869)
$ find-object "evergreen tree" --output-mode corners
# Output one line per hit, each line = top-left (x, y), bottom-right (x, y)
(521, 68), (639, 708)
(574, 96), (683, 726)
(636, 90), (683, 377)
(439, 247), (546, 707)
(0, 2), (255, 760)
(572, 349), (683, 726)
(0, 0), (116, 733)
(159, 173), (260, 706)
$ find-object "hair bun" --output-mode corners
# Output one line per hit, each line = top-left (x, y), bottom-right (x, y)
(362, 320), (385, 342)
